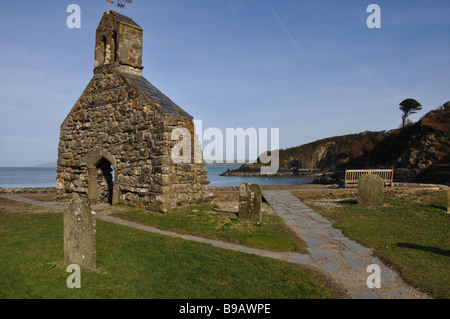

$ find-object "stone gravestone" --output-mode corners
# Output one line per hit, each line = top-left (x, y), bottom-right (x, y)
(64, 194), (96, 270)
(447, 190), (450, 214)
(239, 184), (262, 223)
(358, 174), (384, 206)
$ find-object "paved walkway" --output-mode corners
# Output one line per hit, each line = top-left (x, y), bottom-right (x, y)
(262, 190), (429, 299)
(0, 194), (66, 211)
(1, 192), (430, 299)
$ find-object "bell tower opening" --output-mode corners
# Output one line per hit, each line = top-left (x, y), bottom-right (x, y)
(113, 31), (118, 62)
(94, 10), (144, 75)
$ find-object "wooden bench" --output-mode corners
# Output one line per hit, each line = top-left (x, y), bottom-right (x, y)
(344, 169), (394, 188)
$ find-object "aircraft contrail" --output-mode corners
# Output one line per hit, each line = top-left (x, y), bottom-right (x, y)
(264, 0), (320, 81)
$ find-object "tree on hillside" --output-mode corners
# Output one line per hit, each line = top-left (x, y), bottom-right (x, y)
(399, 99), (422, 128)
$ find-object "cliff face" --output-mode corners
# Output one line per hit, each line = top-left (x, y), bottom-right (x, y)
(285, 107), (449, 171)
(278, 131), (387, 172)
(228, 106), (450, 183)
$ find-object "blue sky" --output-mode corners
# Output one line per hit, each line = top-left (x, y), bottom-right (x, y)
(0, 0), (449, 166)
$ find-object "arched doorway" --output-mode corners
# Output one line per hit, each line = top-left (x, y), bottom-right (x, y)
(86, 148), (119, 205)
(96, 158), (114, 204)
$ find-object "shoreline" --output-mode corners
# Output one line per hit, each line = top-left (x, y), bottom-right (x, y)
(219, 168), (321, 177)
(0, 187), (58, 194)
(1, 181), (447, 195)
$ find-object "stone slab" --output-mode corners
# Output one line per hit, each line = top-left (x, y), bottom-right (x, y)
(64, 194), (96, 270)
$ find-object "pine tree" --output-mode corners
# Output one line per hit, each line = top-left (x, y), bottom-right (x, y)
(399, 99), (422, 128)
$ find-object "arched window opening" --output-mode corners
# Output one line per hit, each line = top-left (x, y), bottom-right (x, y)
(101, 36), (107, 65)
(113, 31), (118, 62)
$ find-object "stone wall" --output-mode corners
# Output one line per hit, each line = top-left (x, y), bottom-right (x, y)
(58, 11), (213, 212)
(57, 66), (212, 212)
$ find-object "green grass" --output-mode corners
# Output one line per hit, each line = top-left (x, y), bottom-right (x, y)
(299, 190), (450, 299)
(0, 205), (333, 299)
(113, 204), (307, 253)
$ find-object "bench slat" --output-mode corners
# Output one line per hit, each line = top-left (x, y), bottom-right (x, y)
(344, 169), (394, 188)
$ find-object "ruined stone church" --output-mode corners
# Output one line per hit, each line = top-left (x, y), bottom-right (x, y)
(57, 11), (212, 212)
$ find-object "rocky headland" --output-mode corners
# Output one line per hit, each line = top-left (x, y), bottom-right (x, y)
(222, 104), (450, 185)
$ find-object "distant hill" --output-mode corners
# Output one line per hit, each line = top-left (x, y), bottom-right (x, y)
(34, 162), (57, 168)
(224, 104), (450, 183)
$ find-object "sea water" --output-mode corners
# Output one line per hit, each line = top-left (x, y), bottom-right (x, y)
(0, 167), (57, 188)
(0, 166), (313, 188)
(205, 166), (314, 187)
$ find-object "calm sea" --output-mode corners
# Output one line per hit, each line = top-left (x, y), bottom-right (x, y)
(0, 167), (57, 188)
(205, 166), (314, 187)
(0, 166), (313, 188)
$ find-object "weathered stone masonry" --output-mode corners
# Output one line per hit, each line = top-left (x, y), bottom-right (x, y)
(57, 11), (213, 212)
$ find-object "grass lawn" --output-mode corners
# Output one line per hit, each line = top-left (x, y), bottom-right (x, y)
(294, 189), (450, 299)
(113, 204), (307, 254)
(0, 198), (335, 299)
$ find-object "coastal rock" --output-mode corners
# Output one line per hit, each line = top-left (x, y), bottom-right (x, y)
(223, 107), (449, 184)
(312, 172), (344, 185)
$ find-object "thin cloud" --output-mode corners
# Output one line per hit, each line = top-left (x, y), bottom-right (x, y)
(264, 0), (321, 83)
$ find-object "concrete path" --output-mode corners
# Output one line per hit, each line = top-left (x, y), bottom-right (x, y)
(262, 190), (429, 299)
(0, 194), (66, 211)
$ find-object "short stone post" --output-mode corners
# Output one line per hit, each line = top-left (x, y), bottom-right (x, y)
(64, 194), (96, 270)
(239, 183), (262, 223)
(358, 174), (384, 206)
(447, 190), (450, 214)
